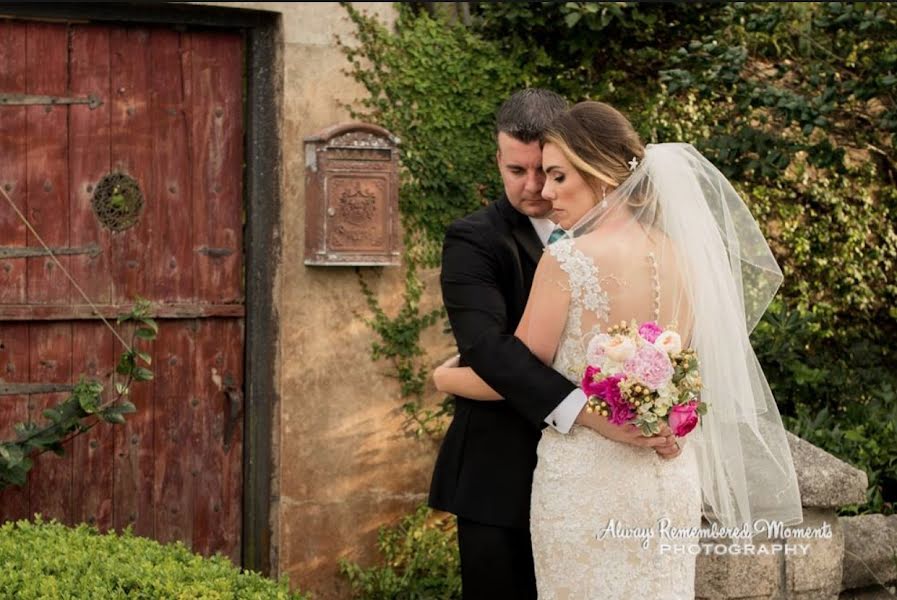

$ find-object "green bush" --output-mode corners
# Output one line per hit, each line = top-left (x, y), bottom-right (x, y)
(785, 401), (896, 515)
(751, 300), (896, 514)
(340, 3), (530, 265)
(343, 2), (897, 512)
(0, 517), (307, 599)
(339, 505), (461, 600)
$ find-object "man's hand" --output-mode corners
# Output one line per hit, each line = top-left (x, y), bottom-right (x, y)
(576, 408), (683, 458)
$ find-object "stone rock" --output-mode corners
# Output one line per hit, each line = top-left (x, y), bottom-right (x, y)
(839, 585), (897, 599)
(787, 431), (868, 508)
(784, 508), (844, 600)
(695, 544), (783, 599)
(841, 514), (897, 590)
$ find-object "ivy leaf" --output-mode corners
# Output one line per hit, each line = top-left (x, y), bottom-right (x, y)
(132, 368), (154, 382)
(42, 408), (63, 424)
(139, 318), (159, 335)
(564, 11), (581, 28)
(100, 412), (126, 425)
(116, 401), (137, 415)
(78, 393), (99, 415)
(0, 444), (23, 468)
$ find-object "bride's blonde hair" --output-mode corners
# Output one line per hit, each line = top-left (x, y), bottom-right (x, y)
(542, 101), (645, 196)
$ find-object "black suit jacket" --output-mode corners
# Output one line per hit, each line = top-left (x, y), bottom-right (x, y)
(428, 195), (577, 528)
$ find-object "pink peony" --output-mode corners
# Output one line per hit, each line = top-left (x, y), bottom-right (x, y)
(638, 321), (663, 343)
(623, 344), (674, 389)
(669, 400), (699, 437)
(610, 402), (636, 426)
(581, 365), (603, 397)
(594, 373), (624, 406)
(592, 374), (634, 425)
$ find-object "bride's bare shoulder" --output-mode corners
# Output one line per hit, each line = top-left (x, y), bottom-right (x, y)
(574, 223), (666, 257)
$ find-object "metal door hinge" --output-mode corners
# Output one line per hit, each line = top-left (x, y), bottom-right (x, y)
(0, 383), (74, 396)
(0, 244), (101, 259)
(0, 93), (103, 110)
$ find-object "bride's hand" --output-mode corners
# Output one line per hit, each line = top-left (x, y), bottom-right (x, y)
(439, 354), (460, 369)
(432, 354), (460, 392)
(654, 423), (684, 460)
(577, 409), (674, 450)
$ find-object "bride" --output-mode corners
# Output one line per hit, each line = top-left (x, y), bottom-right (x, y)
(434, 101), (803, 597)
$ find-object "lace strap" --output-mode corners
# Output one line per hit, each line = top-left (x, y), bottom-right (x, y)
(546, 239), (610, 320)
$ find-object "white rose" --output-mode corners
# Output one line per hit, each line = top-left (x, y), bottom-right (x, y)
(658, 382), (676, 401)
(654, 394), (672, 416)
(654, 330), (682, 355)
(586, 333), (612, 365)
(605, 335), (637, 362)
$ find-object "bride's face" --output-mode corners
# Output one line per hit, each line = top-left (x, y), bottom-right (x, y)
(541, 143), (599, 230)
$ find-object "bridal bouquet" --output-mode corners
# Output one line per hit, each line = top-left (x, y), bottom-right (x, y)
(582, 321), (707, 437)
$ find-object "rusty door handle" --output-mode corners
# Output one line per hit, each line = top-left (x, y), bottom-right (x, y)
(222, 375), (243, 452)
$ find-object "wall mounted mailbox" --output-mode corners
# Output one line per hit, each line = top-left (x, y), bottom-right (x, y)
(304, 122), (401, 266)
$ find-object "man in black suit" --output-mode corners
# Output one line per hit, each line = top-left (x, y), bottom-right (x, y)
(428, 89), (676, 599)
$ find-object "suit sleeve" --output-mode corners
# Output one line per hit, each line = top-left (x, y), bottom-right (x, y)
(440, 220), (576, 427)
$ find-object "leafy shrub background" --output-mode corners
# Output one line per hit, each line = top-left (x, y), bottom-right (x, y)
(341, 3), (896, 593)
(0, 517), (306, 599)
(339, 505), (460, 600)
(344, 2), (897, 516)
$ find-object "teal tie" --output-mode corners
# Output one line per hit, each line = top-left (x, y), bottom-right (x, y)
(547, 227), (566, 245)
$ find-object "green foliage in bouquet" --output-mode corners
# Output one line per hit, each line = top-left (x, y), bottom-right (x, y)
(0, 517), (306, 599)
(339, 505), (461, 600)
(0, 300), (156, 491)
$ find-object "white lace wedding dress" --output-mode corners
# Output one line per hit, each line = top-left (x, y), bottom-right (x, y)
(529, 237), (703, 599)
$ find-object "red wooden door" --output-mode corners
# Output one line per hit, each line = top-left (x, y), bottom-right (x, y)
(0, 20), (245, 563)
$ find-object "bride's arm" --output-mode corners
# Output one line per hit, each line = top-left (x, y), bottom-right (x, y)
(433, 356), (501, 400)
(433, 252), (570, 401)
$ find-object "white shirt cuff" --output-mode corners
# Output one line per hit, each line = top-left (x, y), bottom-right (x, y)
(544, 388), (588, 434)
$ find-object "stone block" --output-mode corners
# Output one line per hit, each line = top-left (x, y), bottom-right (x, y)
(787, 432), (868, 508)
(785, 508), (843, 599)
(841, 514), (897, 590)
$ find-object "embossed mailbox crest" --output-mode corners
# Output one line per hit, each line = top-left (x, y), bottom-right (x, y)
(304, 122), (401, 266)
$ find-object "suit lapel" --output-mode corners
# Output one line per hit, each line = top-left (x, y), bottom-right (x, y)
(496, 196), (542, 265)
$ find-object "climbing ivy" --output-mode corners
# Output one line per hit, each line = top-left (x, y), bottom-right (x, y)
(356, 258), (447, 439)
(0, 300), (156, 491)
(339, 3), (527, 437)
(342, 2), (897, 511)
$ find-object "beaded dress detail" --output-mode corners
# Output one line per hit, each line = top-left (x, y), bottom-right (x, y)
(529, 238), (702, 599)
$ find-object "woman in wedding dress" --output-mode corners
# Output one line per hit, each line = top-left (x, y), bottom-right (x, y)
(434, 101), (803, 598)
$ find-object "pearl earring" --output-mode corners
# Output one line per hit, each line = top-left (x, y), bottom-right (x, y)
(598, 187), (609, 210)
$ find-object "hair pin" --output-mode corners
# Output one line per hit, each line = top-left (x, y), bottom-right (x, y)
(628, 156), (639, 172)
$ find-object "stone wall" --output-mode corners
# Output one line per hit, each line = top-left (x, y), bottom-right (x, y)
(695, 431), (897, 600)
(183, 5), (897, 599)
(193, 3), (448, 598)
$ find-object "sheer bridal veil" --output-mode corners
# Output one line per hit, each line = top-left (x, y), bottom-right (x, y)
(564, 142), (803, 530)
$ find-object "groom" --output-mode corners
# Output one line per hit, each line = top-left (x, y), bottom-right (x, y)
(428, 89), (679, 599)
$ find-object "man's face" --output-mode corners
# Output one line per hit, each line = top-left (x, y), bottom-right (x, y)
(496, 132), (552, 218)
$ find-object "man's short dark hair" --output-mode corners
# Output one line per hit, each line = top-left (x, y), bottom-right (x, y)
(495, 88), (568, 144)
